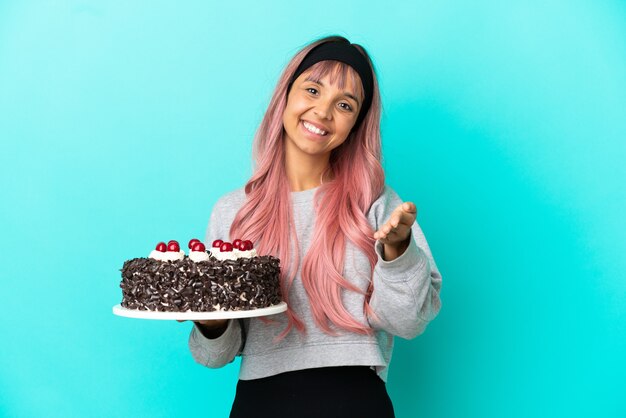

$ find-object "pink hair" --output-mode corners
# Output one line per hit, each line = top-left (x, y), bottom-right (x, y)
(230, 36), (384, 338)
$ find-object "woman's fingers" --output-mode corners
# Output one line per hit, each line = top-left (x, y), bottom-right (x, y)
(402, 202), (417, 215)
(374, 202), (417, 241)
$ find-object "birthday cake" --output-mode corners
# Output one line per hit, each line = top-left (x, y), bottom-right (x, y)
(119, 239), (282, 312)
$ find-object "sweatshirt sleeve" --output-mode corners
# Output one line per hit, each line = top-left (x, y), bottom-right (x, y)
(187, 190), (248, 368)
(188, 319), (243, 368)
(366, 186), (443, 340)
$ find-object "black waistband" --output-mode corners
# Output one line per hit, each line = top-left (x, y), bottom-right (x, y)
(230, 366), (394, 418)
(240, 366), (378, 385)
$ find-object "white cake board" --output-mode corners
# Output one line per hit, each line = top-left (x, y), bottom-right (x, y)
(112, 301), (287, 321)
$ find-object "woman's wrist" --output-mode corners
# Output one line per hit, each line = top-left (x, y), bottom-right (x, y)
(382, 237), (410, 261)
(195, 320), (229, 339)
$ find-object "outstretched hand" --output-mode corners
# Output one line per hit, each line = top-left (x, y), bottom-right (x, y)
(373, 202), (417, 260)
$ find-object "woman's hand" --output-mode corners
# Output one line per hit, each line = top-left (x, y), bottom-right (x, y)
(373, 202), (417, 261)
(177, 319), (229, 339)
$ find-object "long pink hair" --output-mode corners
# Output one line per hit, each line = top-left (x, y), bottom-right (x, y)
(230, 36), (384, 338)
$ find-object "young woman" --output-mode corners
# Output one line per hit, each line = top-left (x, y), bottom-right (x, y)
(187, 35), (442, 417)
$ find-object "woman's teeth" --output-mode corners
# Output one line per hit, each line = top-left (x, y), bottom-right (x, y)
(303, 121), (328, 136)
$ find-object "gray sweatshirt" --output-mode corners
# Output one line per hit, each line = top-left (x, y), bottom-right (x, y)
(188, 185), (442, 382)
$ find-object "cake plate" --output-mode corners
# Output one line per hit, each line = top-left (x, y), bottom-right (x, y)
(112, 301), (287, 321)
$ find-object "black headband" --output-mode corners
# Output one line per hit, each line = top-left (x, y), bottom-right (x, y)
(288, 40), (374, 130)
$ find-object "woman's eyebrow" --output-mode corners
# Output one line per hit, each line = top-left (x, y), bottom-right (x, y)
(304, 75), (323, 84)
(304, 77), (361, 105)
(343, 92), (360, 105)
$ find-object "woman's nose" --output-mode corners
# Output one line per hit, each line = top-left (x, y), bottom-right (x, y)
(313, 98), (333, 120)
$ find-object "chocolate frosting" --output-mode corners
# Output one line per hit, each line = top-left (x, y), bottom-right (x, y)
(119, 253), (282, 312)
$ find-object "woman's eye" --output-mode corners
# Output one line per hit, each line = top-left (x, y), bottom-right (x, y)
(339, 102), (353, 111)
(306, 87), (318, 95)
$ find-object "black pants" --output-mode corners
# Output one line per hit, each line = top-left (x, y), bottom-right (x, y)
(230, 366), (395, 418)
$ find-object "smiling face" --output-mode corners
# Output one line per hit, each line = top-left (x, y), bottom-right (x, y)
(282, 62), (364, 165)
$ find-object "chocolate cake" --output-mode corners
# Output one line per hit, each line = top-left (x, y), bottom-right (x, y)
(119, 239), (282, 312)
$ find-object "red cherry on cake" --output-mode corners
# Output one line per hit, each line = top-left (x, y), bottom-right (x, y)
(155, 242), (167, 252)
(243, 240), (253, 250)
(188, 238), (201, 249)
(167, 241), (180, 252)
(212, 239), (224, 248)
(192, 242), (206, 252)
(220, 242), (234, 252)
(233, 238), (243, 249)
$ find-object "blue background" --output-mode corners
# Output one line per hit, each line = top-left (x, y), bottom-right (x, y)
(1, 1), (625, 417)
